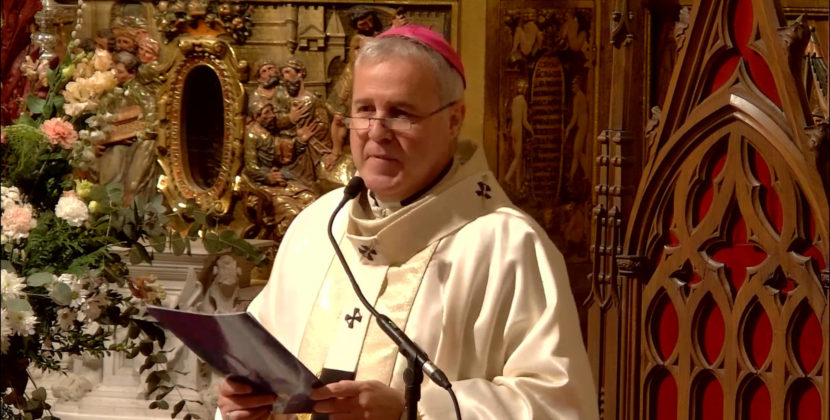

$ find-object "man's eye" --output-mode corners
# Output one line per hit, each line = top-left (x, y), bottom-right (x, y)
(389, 110), (413, 119)
(353, 106), (374, 116)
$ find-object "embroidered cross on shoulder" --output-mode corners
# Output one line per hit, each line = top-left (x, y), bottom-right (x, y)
(476, 181), (492, 199)
(358, 244), (377, 261)
(345, 307), (363, 328)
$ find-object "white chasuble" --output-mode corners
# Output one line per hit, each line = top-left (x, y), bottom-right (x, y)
(246, 140), (599, 420)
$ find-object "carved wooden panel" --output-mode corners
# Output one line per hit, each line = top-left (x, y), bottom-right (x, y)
(487, 0), (598, 303)
(591, 0), (830, 418)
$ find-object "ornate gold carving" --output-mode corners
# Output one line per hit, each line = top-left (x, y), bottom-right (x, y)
(178, 37), (228, 57)
(156, 36), (246, 216)
(157, 1), (254, 43)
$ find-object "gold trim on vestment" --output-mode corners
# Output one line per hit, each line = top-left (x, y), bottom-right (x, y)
(355, 241), (439, 384)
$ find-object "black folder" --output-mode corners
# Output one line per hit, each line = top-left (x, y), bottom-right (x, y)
(147, 306), (322, 414)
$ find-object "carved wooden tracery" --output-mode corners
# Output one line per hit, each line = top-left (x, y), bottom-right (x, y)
(593, 0), (829, 418)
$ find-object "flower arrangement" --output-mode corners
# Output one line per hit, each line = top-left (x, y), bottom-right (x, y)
(2, 41), (263, 420)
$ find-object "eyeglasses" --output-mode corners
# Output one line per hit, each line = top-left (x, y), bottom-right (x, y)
(343, 101), (458, 131)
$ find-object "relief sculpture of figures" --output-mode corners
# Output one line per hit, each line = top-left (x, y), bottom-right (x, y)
(242, 99), (315, 237)
(499, 7), (594, 268)
(93, 49), (157, 199)
(274, 58), (353, 192)
(509, 9), (545, 67)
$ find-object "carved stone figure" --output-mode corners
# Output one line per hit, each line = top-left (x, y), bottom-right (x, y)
(94, 28), (115, 52)
(136, 34), (161, 90)
(249, 59), (279, 110)
(349, 6), (384, 37)
(112, 26), (139, 54)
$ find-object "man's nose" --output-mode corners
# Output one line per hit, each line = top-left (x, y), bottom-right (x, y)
(367, 118), (392, 141)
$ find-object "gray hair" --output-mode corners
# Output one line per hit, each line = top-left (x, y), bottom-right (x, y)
(354, 35), (464, 104)
(114, 51), (140, 73)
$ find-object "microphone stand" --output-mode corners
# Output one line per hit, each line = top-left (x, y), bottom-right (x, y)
(404, 357), (424, 420)
(327, 177), (459, 420)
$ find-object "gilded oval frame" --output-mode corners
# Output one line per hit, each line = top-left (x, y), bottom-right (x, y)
(157, 37), (246, 216)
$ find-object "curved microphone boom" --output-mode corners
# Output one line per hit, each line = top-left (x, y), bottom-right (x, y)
(326, 176), (454, 392)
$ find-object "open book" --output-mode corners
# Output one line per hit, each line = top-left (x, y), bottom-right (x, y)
(147, 306), (322, 414)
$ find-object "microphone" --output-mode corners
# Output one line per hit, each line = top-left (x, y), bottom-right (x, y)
(327, 177), (452, 390)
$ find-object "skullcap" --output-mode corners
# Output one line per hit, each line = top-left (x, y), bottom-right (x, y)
(377, 24), (466, 88)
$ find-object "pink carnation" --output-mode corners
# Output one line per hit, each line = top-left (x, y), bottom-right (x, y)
(39, 118), (79, 149)
(1, 203), (37, 242)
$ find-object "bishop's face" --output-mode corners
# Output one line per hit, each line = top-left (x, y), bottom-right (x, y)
(350, 57), (465, 202)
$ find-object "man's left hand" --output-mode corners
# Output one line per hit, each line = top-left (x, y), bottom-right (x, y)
(310, 380), (405, 420)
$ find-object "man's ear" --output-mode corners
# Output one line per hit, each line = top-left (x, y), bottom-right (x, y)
(448, 101), (466, 139)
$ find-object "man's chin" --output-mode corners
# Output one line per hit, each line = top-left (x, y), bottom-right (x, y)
(362, 174), (406, 201)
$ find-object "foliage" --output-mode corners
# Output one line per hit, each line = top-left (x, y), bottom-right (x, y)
(1, 44), (263, 420)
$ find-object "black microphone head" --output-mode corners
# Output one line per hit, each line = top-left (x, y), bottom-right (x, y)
(343, 176), (365, 199)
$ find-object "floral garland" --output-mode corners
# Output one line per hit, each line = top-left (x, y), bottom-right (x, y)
(1, 9), (263, 420)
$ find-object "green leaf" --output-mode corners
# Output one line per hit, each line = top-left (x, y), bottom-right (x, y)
(31, 387), (48, 401)
(155, 385), (173, 400)
(172, 399), (185, 417)
(150, 353), (168, 364)
(25, 399), (40, 410)
(140, 357), (154, 374)
(170, 233), (187, 255)
(52, 94), (65, 112)
(26, 95), (46, 114)
(27, 272), (55, 287)
(130, 243), (152, 265)
(139, 340), (155, 356)
(13, 113), (37, 127)
(146, 371), (161, 393)
(202, 233), (222, 253)
(5, 298), (33, 312)
(186, 223), (201, 239)
(127, 346), (141, 359)
(49, 282), (72, 306)
(219, 229), (238, 242)
(156, 400), (169, 410)
(151, 234), (167, 253)
(128, 322), (141, 339)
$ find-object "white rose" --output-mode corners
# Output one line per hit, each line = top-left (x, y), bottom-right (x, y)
(55, 193), (89, 227)
(63, 101), (89, 117)
(88, 70), (117, 95)
(91, 49), (113, 72)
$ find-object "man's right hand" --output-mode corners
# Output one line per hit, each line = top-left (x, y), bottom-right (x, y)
(266, 167), (286, 186)
(288, 101), (312, 124)
(217, 378), (277, 420)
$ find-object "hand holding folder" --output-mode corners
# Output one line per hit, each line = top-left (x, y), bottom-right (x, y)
(147, 306), (322, 414)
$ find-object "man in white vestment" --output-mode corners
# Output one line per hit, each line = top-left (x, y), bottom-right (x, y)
(217, 24), (599, 420)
